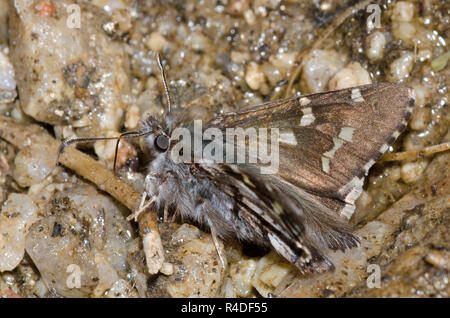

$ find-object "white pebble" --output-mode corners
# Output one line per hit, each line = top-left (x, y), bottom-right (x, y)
(106, 279), (139, 298)
(269, 51), (297, 72)
(366, 31), (387, 61)
(187, 31), (212, 52)
(411, 82), (431, 107)
(391, 2), (415, 22)
(245, 61), (266, 90)
(417, 49), (432, 62)
(145, 32), (168, 52)
(328, 62), (372, 90)
(160, 262), (174, 276)
(0, 193), (38, 272)
(244, 9), (257, 25)
(409, 107), (431, 131)
(392, 22), (416, 44)
(302, 49), (347, 93)
(229, 258), (257, 297)
(230, 51), (251, 64)
(13, 144), (54, 187)
(401, 159), (429, 184)
(388, 51), (414, 81)
(94, 131), (120, 162)
(261, 62), (282, 86)
(0, 51), (16, 91)
(251, 251), (295, 297)
(125, 104), (140, 129)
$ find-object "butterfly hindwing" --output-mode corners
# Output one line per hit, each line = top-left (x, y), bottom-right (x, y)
(191, 163), (359, 273)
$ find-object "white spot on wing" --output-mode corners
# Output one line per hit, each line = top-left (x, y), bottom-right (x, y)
(339, 176), (364, 205)
(300, 107), (315, 126)
(338, 127), (355, 142)
(362, 159), (376, 174)
(323, 137), (345, 159)
(379, 143), (389, 154)
(341, 204), (356, 219)
(392, 131), (401, 139)
(278, 130), (297, 145)
(351, 88), (365, 103)
(321, 156), (330, 173)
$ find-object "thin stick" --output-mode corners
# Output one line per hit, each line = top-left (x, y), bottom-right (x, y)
(281, 0), (372, 99)
(0, 116), (164, 274)
(0, 117), (142, 210)
(381, 142), (450, 161)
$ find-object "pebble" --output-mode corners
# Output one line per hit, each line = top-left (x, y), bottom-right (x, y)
(392, 21), (416, 44)
(13, 144), (54, 188)
(409, 107), (431, 131)
(0, 193), (38, 272)
(365, 31), (387, 61)
(302, 49), (347, 93)
(251, 251), (295, 297)
(0, 50), (16, 104)
(106, 279), (139, 298)
(145, 32), (168, 53)
(400, 159), (429, 184)
(110, 9), (133, 34)
(226, 0), (251, 16)
(391, 2), (415, 23)
(187, 31), (212, 52)
(125, 104), (141, 130)
(229, 258), (257, 297)
(388, 51), (414, 81)
(245, 61), (266, 91)
(328, 61), (372, 90)
(0, 51), (15, 91)
(425, 250), (449, 270)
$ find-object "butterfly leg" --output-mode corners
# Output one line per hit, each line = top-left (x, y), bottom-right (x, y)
(127, 192), (156, 222)
(206, 217), (227, 268)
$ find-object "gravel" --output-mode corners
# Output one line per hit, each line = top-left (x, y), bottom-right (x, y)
(0, 0), (448, 298)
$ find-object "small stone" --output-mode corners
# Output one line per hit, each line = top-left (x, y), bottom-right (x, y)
(425, 250), (449, 270)
(229, 258), (257, 297)
(328, 62), (372, 90)
(301, 49), (347, 93)
(391, 2), (415, 22)
(401, 159), (429, 184)
(245, 62), (266, 90)
(251, 251), (295, 297)
(145, 32), (168, 53)
(226, 0), (251, 16)
(365, 31), (387, 61)
(392, 22), (416, 43)
(110, 9), (133, 33)
(13, 144), (54, 188)
(409, 107), (431, 131)
(160, 262), (174, 276)
(388, 51), (414, 81)
(0, 193), (38, 272)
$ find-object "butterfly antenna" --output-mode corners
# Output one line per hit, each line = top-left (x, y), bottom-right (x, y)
(57, 130), (154, 176)
(157, 53), (172, 113)
(56, 136), (119, 166)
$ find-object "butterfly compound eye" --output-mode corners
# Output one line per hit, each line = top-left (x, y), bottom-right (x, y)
(155, 134), (169, 152)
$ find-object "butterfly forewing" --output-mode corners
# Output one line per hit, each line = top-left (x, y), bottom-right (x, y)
(208, 83), (414, 219)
